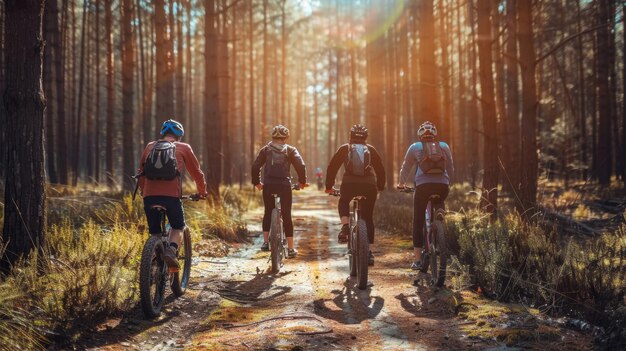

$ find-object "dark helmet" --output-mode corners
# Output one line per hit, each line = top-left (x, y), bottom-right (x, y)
(160, 119), (184, 137)
(350, 124), (368, 141)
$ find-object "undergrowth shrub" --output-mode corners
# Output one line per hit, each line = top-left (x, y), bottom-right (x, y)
(0, 186), (257, 349)
(375, 189), (626, 331)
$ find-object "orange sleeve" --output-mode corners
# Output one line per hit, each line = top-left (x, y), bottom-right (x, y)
(183, 145), (207, 195)
(137, 143), (152, 192)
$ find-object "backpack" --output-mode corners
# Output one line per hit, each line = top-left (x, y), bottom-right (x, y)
(345, 144), (372, 176)
(265, 144), (290, 178)
(419, 141), (447, 174)
(143, 140), (179, 180)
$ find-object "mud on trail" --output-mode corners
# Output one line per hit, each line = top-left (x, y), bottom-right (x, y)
(76, 191), (593, 351)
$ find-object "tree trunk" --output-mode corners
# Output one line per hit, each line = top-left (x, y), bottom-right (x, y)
(504, 0), (520, 193)
(623, 2), (626, 185)
(595, 0), (612, 185)
(105, 0), (115, 187)
(248, 0), (255, 158)
(121, 0), (135, 191)
(516, 0), (538, 215)
(44, 0), (59, 184)
(261, 0), (268, 136)
(155, 0), (174, 122)
(576, 0), (587, 180)
(204, 0), (221, 202)
(418, 0), (440, 128)
(1, 0), (47, 273)
(176, 0), (185, 129)
(95, 0), (101, 182)
(476, 0), (499, 216)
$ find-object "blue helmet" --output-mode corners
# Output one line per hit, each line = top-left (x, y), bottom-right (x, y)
(160, 119), (184, 137)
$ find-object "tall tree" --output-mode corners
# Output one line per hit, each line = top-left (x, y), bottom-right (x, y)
(595, 0), (612, 185)
(1, 0), (47, 273)
(105, 0), (115, 186)
(121, 0), (135, 191)
(418, 0), (440, 127)
(516, 0), (538, 214)
(205, 0), (222, 201)
(476, 0), (499, 216)
(155, 0), (174, 122)
(504, 0), (519, 191)
(43, 0), (59, 184)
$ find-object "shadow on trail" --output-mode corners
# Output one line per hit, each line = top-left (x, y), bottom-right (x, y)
(395, 282), (460, 320)
(217, 270), (293, 305)
(313, 278), (384, 324)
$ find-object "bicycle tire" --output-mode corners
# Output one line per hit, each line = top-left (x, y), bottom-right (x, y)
(139, 235), (167, 318)
(171, 227), (192, 297)
(432, 220), (447, 287)
(270, 208), (282, 273)
(349, 225), (357, 277)
(356, 219), (369, 290)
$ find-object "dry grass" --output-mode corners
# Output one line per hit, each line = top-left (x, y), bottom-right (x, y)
(375, 184), (626, 341)
(0, 185), (258, 350)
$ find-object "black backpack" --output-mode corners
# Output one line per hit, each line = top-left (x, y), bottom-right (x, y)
(345, 144), (372, 176)
(419, 141), (447, 174)
(143, 140), (179, 180)
(265, 144), (290, 178)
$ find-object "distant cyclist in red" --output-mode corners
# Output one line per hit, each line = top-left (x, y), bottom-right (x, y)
(138, 119), (207, 271)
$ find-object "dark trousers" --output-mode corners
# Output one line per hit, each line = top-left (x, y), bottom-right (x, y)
(412, 183), (449, 248)
(143, 196), (185, 234)
(339, 183), (378, 244)
(262, 183), (294, 237)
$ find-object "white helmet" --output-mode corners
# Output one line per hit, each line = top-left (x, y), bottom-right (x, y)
(417, 121), (437, 140)
(271, 125), (290, 139)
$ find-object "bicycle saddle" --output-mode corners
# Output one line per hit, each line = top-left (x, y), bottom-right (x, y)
(150, 205), (167, 211)
(429, 195), (441, 200)
(353, 196), (367, 200)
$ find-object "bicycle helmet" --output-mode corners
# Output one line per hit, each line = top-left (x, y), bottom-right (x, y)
(272, 125), (290, 139)
(417, 121), (437, 140)
(350, 124), (368, 141)
(160, 119), (184, 137)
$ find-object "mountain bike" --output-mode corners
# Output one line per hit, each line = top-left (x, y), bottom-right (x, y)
(399, 187), (447, 288)
(269, 184), (301, 273)
(329, 189), (369, 290)
(139, 194), (201, 318)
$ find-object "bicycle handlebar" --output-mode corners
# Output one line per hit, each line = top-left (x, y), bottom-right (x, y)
(327, 188), (341, 197)
(181, 194), (203, 201)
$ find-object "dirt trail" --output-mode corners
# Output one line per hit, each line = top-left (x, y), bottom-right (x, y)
(78, 190), (592, 351)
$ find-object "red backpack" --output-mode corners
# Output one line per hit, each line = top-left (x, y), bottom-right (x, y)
(419, 142), (447, 174)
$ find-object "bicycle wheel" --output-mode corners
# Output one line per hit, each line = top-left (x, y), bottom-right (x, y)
(171, 227), (192, 297)
(270, 208), (282, 273)
(139, 235), (167, 318)
(356, 219), (369, 290)
(431, 220), (447, 287)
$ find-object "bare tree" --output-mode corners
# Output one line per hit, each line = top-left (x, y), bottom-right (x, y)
(476, 0), (499, 216)
(516, 0), (538, 214)
(1, 0), (47, 273)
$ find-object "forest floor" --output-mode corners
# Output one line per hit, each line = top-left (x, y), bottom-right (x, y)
(66, 190), (595, 351)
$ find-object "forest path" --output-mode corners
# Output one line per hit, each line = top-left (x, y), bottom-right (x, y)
(78, 190), (588, 351)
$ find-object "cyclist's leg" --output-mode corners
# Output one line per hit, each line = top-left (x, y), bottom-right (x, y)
(165, 196), (185, 249)
(337, 183), (356, 242)
(279, 184), (295, 249)
(359, 184), (378, 244)
(261, 184), (276, 244)
(431, 184), (450, 217)
(412, 184), (430, 262)
(143, 196), (164, 234)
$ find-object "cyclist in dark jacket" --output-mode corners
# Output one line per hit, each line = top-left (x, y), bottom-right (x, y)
(398, 121), (454, 270)
(251, 125), (307, 258)
(325, 124), (386, 266)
